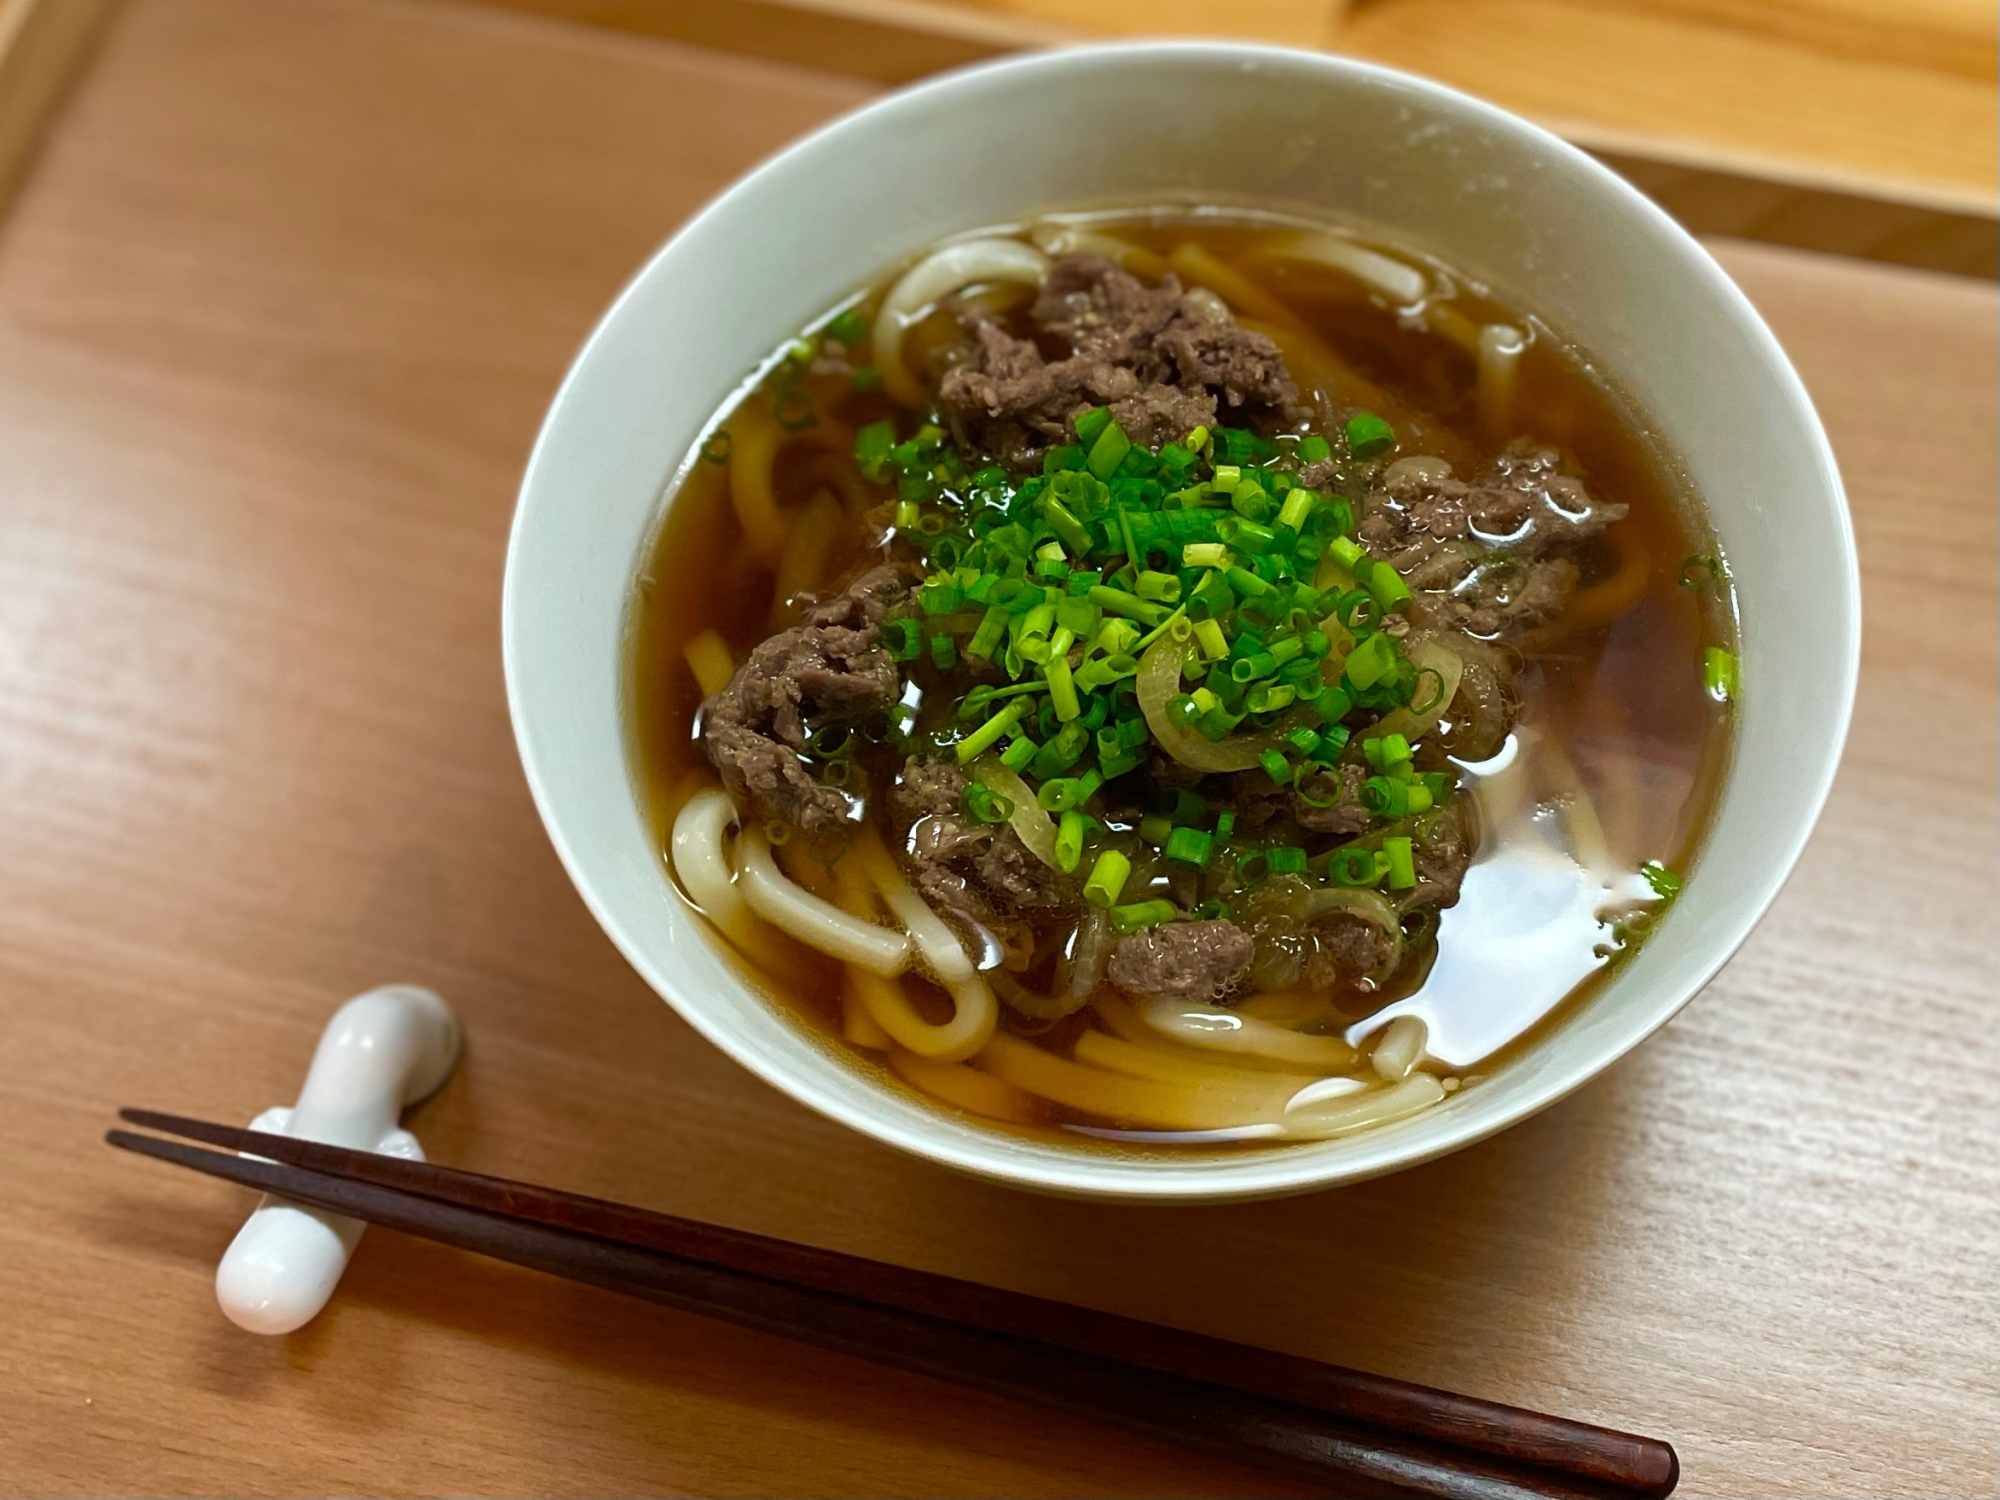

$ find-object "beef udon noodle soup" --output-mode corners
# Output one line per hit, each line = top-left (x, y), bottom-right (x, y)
(632, 211), (1736, 1148)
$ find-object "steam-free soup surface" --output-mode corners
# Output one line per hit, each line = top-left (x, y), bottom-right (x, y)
(632, 211), (1733, 1151)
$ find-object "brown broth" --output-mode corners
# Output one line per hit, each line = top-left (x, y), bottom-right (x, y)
(626, 209), (1734, 1154)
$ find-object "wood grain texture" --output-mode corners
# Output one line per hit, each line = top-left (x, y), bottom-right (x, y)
(0, 1), (1993, 1497)
(0, 0), (113, 208)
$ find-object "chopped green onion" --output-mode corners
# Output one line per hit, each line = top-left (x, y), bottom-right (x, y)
(954, 698), (1029, 764)
(961, 781), (1013, 824)
(849, 365), (883, 394)
(1704, 646), (1738, 702)
(1363, 776), (1410, 817)
(999, 734), (1040, 773)
(1382, 836), (1417, 889)
(824, 308), (868, 346)
(1231, 652), (1278, 684)
(929, 633), (957, 670)
(1073, 406), (1112, 448)
(1046, 651), (1081, 722)
(1087, 585), (1167, 626)
(1186, 424), (1211, 453)
(966, 606), (1008, 662)
(880, 617), (922, 661)
(1345, 412), (1396, 459)
(1109, 899), (1180, 934)
(1138, 812), (1173, 846)
(1056, 810), (1092, 873)
(1327, 847), (1383, 886)
(1296, 434), (1332, 464)
(1164, 826), (1214, 867)
(1224, 565), (1272, 599)
(1084, 850), (1132, 909)
(1344, 632), (1398, 690)
(1368, 563), (1413, 612)
(1642, 861), (1683, 901)
(1183, 542), (1233, 569)
(1087, 419), (1133, 480)
(1266, 846), (1308, 875)
(1287, 727), (1322, 757)
(1136, 570), (1182, 603)
(1259, 749), (1292, 786)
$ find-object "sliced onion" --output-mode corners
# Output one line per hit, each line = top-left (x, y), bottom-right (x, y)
(1262, 231), (1429, 307)
(873, 238), (1049, 407)
(1136, 632), (1296, 773)
(1136, 997), (1359, 1070)
(735, 828), (910, 975)
(1366, 637), (1465, 744)
(969, 756), (1060, 869)
(1297, 885), (1407, 981)
(1477, 323), (1526, 442)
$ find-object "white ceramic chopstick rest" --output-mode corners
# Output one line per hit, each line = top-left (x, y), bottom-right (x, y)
(214, 984), (461, 1335)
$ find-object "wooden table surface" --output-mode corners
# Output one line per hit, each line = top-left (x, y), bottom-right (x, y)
(1, 1), (1994, 1495)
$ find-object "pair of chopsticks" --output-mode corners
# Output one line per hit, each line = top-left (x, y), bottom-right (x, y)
(109, 1111), (1677, 1499)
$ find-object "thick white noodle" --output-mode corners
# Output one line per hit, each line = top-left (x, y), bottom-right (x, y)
(669, 789), (759, 948)
(1283, 1073), (1446, 1139)
(873, 238), (1050, 408)
(1137, 996), (1358, 1069)
(1477, 323), (1526, 442)
(1029, 222), (1149, 269)
(848, 965), (997, 1062)
(852, 831), (975, 984)
(1370, 1015), (1429, 1082)
(1266, 231), (1429, 306)
(734, 827), (911, 975)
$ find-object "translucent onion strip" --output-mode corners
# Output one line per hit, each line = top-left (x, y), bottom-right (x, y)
(1366, 637), (1464, 744)
(1284, 1073), (1446, 1139)
(1260, 230), (1429, 307)
(734, 827), (911, 974)
(969, 756), (1061, 869)
(1136, 631), (1295, 773)
(1370, 1015), (1429, 1082)
(1137, 996), (1359, 1070)
(873, 238), (1050, 407)
(1477, 323), (1526, 443)
(669, 788), (759, 948)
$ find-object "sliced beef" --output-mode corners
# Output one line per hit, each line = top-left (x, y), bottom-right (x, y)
(1107, 920), (1255, 1005)
(939, 255), (1300, 470)
(1401, 800), (1472, 913)
(1358, 444), (1625, 641)
(701, 564), (910, 832)
(1303, 912), (1398, 990)
(888, 756), (1078, 968)
(1227, 763), (1369, 838)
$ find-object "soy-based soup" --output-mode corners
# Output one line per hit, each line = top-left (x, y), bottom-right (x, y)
(631, 210), (1734, 1149)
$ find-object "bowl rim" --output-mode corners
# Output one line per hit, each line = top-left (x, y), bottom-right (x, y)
(502, 40), (1861, 1201)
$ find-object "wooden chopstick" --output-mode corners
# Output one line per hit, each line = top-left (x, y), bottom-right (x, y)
(109, 1110), (1676, 1500)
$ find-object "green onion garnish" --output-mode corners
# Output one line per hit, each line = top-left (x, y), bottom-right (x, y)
(1345, 411), (1396, 459)
(1083, 850), (1131, 909)
(1056, 810), (1092, 873)
(1109, 899), (1179, 934)
(1164, 826), (1214, 868)
(961, 781), (1013, 825)
(1382, 836), (1417, 890)
(954, 698), (1029, 764)
(1642, 861), (1683, 901)
(1704, 646), (1738, 702)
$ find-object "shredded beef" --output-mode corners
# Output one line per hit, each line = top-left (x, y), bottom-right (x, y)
(888, 756), (1077, 967)
(1107, 920), (1255, 1005)
(1303, 913), (1397, 990)
(701, 564), (910, 832)
(1227, 763), (1369, 838)
(1401, 800), (1473, 913)
(1358, 443), (1625, 640)
(939, 256), (1301, 470)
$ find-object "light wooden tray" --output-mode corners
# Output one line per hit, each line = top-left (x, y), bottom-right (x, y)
(0, 1), (1993, 1496)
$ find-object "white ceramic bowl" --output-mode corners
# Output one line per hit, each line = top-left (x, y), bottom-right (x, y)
(503, 44), (1858, 1201)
